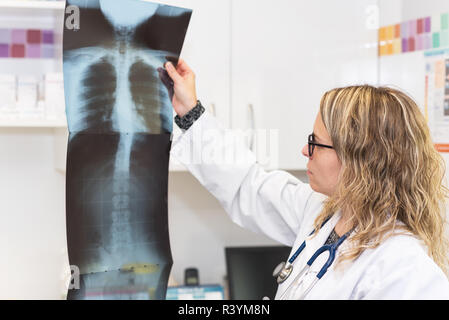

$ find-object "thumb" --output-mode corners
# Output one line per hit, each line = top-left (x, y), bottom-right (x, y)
(165, 62), (182, 83)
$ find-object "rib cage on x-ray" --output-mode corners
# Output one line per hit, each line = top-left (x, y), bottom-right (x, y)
(65, 46), (172, 134)
(64, 0), (191, 300)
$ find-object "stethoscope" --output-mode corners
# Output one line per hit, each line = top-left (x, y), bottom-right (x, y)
(272, 219), (352, 299)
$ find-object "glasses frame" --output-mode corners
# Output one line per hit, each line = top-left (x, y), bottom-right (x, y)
(308, 133), (333, 157)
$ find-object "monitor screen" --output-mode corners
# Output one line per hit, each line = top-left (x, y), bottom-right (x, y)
(225, 246), (292, 300)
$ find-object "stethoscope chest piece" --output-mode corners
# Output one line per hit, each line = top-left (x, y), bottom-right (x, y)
(274, 261), (293, 284)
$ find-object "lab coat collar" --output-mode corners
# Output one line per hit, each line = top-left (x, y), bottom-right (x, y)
(275, 211), (343, 299)
(300, 211), (342, 269)
(305, 210), (342, 245)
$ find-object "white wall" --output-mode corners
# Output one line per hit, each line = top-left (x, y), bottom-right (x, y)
(0, 128), (67, 299)
(378, 0), (449, 251)
(379, 0), (449, 24)
(378, 0), (449, 168)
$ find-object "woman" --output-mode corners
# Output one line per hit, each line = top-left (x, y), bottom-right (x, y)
(163, 59), (449, 299)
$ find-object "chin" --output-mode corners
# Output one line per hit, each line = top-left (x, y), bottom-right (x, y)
(309, 182), (329, 197)
(308, 180), (318, 192)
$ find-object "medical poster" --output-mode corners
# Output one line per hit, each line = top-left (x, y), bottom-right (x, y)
(63, 0), (191, 299)
(425, 48), (449, 152)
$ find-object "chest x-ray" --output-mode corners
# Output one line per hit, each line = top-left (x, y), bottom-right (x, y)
(63, 0), (191, 300)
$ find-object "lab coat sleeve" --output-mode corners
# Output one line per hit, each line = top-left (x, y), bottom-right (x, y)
(170, 111), (324, 247)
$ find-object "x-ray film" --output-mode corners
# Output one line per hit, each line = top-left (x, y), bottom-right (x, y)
(63, 0), (192, 299)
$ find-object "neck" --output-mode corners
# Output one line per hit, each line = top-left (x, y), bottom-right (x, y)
(334, 210), (353, 237)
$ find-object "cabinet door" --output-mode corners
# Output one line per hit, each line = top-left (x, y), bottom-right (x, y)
(162, 0), (231, 170)
(167, 0), (230, 125)
(231, 0), (379, 170)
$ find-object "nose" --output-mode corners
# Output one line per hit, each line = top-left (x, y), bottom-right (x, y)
(301, 144), (310, 158)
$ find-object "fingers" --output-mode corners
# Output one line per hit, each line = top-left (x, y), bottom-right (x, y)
(164, 61), (182, 83)
(176, 58), (194, 76)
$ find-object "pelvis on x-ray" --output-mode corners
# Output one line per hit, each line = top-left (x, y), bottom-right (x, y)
(63, 0), (191, 299)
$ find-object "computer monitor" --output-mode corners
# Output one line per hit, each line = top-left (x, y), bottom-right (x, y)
(225, 246), (292, 300)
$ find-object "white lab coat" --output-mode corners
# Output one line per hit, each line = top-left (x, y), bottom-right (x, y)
(170, 111), (449, 300)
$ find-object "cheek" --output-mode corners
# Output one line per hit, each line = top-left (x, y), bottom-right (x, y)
(330, 158), (342, 181)
(310, 154), (342, 196)
(319, 155), (342, 179)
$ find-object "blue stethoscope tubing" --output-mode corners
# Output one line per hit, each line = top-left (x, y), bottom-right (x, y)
(274, 219), (352, 299)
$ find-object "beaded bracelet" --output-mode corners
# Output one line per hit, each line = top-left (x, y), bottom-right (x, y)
(174, 100), (205, 130)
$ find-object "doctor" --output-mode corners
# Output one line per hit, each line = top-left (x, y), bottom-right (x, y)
(161, 59), (449, 299)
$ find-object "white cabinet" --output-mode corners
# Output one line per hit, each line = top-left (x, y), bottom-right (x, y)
(230, 0), (379, 170)
(158, 0), (231, 171)
(179, 0), (231, 128)
(158, 0), (230, 128)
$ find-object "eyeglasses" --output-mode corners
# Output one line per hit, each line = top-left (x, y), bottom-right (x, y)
(308, 133), (334, 157)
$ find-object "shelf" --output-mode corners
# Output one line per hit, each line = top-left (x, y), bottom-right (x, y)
(0, 119), (67, 128)
(0, 1), (65, 10)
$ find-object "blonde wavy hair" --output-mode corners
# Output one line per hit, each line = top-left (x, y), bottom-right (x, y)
(313, 85), (449, 275)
